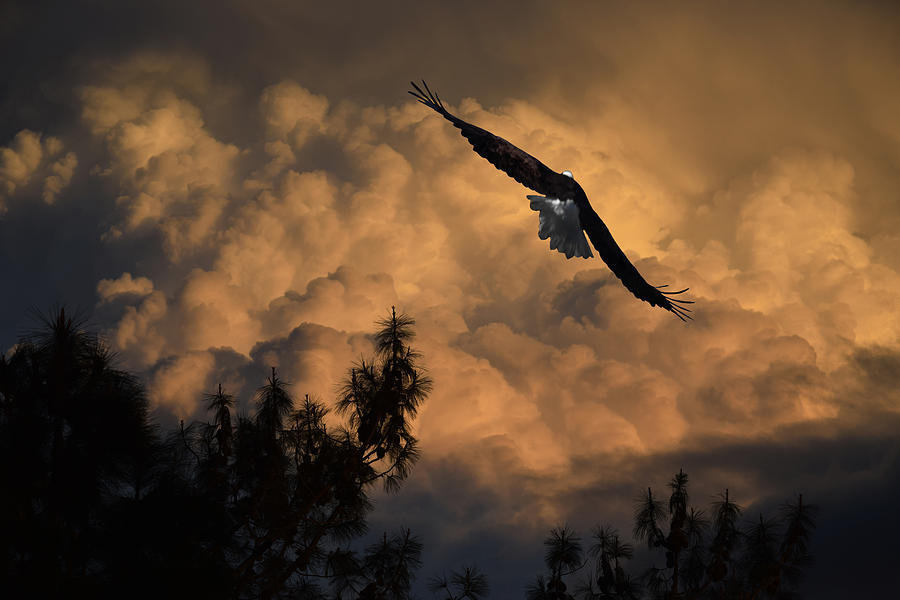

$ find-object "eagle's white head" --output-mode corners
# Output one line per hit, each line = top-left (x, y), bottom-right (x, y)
(562, 170), (574, 178)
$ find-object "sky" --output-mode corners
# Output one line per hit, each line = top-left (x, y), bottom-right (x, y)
(2, 0), (899, 596)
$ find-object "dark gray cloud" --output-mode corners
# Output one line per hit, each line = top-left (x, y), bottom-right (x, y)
(372, 412), (900, 596)
(2, 1), (899, 597)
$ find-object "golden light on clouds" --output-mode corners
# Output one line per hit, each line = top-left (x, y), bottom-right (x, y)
(1, 0), (899, 594)
(62, 43), (899, 494)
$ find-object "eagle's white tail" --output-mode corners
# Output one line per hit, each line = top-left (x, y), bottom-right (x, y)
(527, 196), (594, 259)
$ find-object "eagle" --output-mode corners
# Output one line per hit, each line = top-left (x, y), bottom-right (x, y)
(408, 81), (693, 321)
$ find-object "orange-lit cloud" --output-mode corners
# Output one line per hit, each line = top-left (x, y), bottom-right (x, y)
(56, 55), (898, 545)
(1, 1), (899, 594)
(66, 49), (899, 481)
(0, 130), (77, 212)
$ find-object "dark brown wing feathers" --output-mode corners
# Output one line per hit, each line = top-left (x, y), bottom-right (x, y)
(409, 80), (693, 321)
(577, 206), (694, 320)
(409, 81), (572, 199)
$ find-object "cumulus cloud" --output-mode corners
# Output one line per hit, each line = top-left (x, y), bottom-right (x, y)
(0, 130), (77, 212)
(80, 55), (239, 258)
(150, 350), (217, 416)
(97, 272), (155, 301)
(0, 131), (44, 200)
(3, 1), (900, 593)
(69, 54), (898, 496)
(109, 289), (168, 367)
(41, 151), (78, 203)
(0, 50), (886, 595)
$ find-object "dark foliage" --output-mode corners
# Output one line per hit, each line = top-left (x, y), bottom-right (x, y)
(0, 308), (159, 597)
(0, 306), (430, 599)
(527, 526), (586, 600)
(0, 306), (817, 600)
(429, 565), (491, 600)
(530, 470), (816, 600)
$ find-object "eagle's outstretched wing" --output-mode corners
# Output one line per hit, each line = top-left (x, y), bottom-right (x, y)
(577, 206), (694, 321)
(409, 81), (576, 199)
(409, 80), (693, 321)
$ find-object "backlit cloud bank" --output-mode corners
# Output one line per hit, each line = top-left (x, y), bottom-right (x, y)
(1, 1), (898, 595)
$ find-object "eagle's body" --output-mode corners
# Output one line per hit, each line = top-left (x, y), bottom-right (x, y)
(529, 194), (593, 259)
(408, 81), (693, 321)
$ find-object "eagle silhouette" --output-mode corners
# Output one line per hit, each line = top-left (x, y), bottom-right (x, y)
(409, 80), (693, 321)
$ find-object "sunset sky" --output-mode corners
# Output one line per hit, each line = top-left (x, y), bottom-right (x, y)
(2, 0), (899, 595)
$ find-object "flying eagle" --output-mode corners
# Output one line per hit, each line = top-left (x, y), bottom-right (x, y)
(408, 81), (693, 321)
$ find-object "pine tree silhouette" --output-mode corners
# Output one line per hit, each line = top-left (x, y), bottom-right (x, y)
(0, 306), (432, 599)
(530, 471), (817, 600)
(429, 565), (491, 600)
(0, 307), (157, 595)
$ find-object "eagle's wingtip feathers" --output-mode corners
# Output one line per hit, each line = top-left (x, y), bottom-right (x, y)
(653, 284), (695, 321)
(409, 80), (446, 113)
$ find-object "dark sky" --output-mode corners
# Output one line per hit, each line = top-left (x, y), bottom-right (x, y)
(2, 0), (899, 596)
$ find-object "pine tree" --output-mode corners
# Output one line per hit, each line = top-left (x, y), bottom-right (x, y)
(530, 471), (817, 600)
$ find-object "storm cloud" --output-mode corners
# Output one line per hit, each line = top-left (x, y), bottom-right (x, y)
(1, 0), (898, 595)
